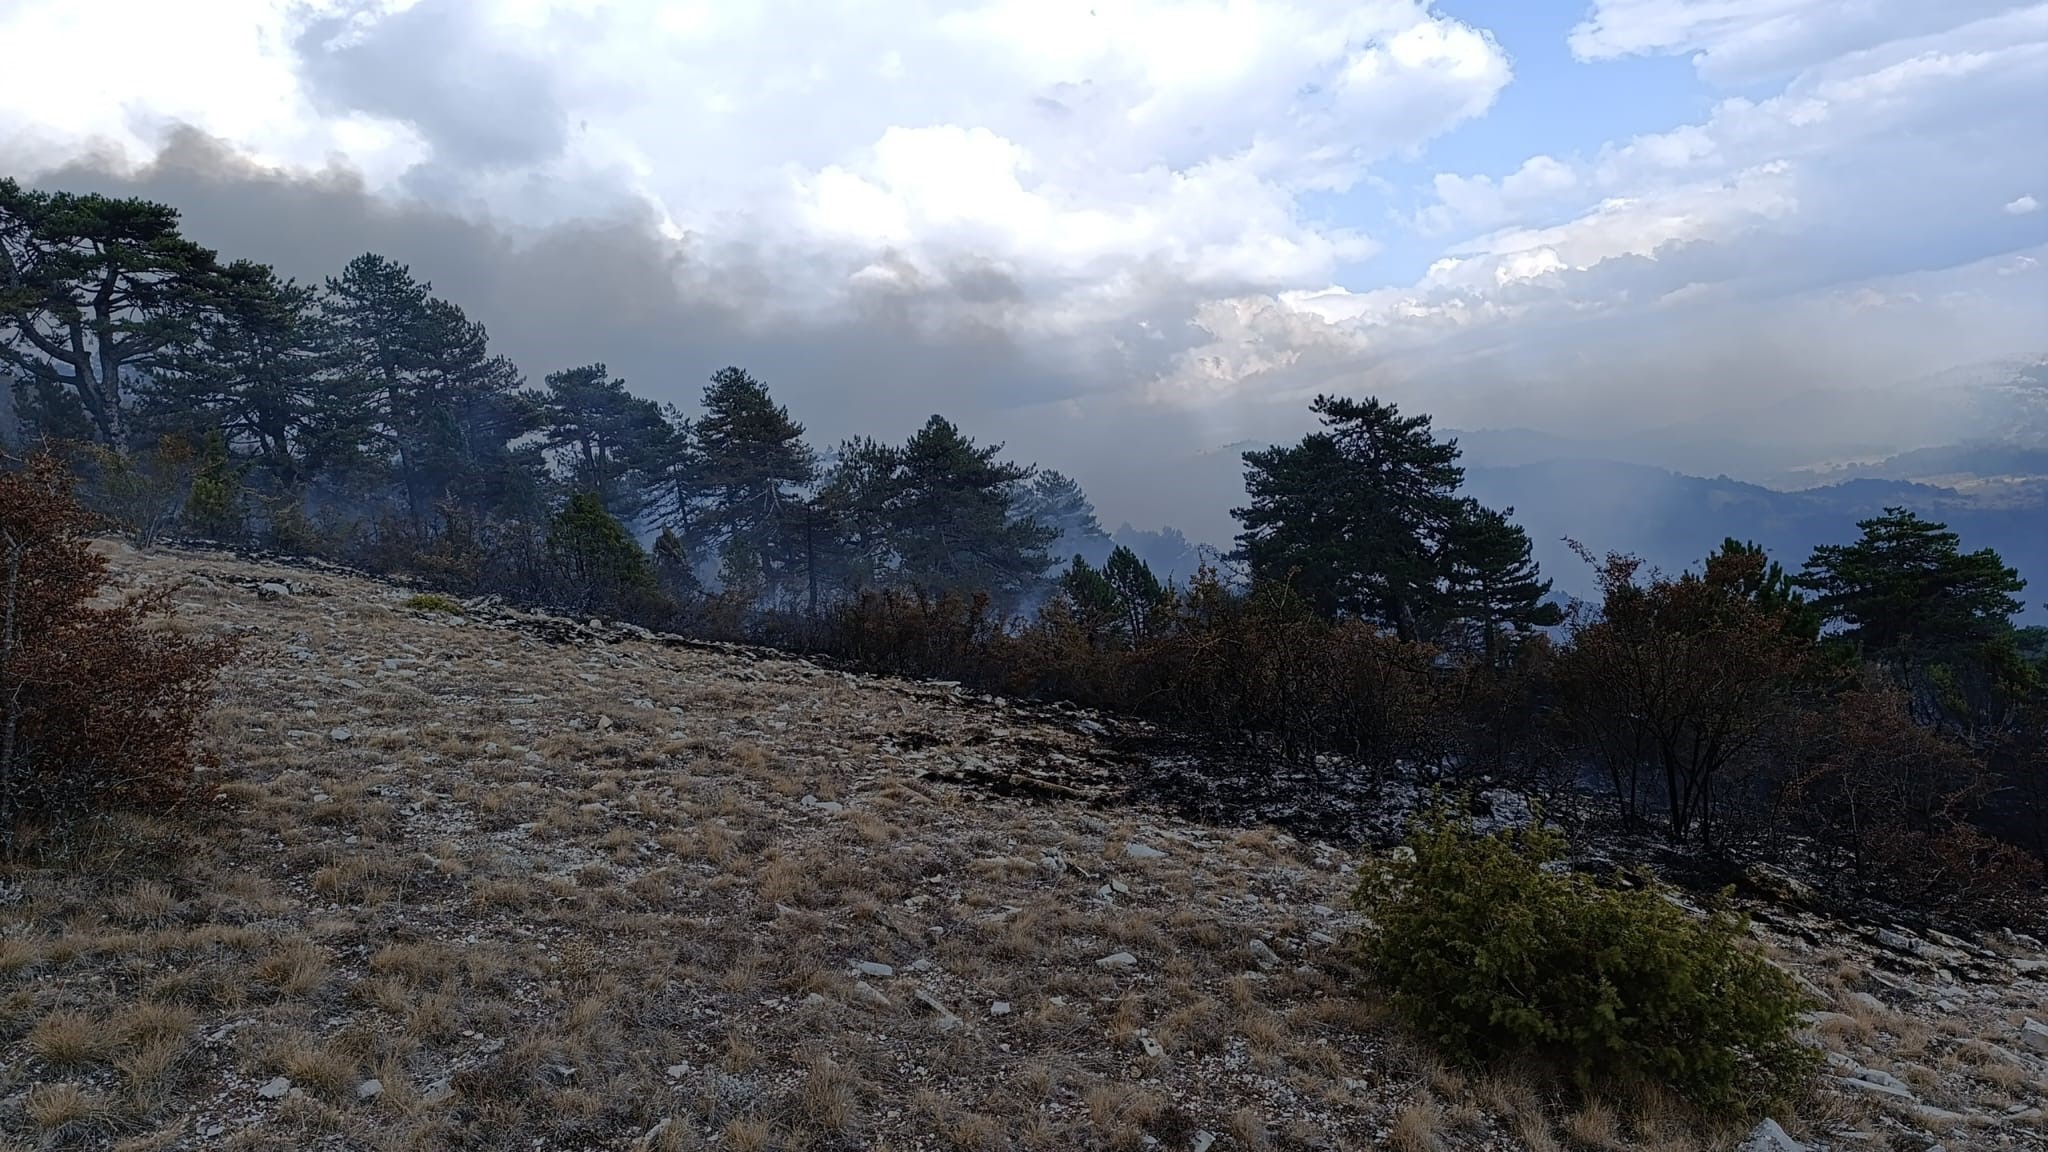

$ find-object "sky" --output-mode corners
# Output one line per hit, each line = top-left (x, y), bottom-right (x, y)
(2, 0), (2046, 540)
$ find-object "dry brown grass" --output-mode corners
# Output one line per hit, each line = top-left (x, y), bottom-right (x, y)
(2, 542), (2036, 1151)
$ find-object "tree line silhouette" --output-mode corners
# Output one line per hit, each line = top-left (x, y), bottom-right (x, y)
(5, 179), (2045, 925)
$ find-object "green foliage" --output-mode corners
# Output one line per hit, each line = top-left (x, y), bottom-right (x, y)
(1235, 394), (1556, 648)
(673, 366), (817, 594)
(1356, 807), (1816, 1116)
(146, 260), (348, 493)
(530, 362), (672, 518)
(1439, 499), (1563, 660)
(323, 253), (543, 526)
(182, 431), (247, 541)
(403, 593), (464, 615)
(0, 178), (223, 447)
(1797, 507), (2025, 658)
(1061, 545), (1164, 644)
(818, 415), (1056, 607)
(546, 491), (652, 611)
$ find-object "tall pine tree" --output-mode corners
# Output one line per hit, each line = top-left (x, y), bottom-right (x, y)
(0, 180), (222, 447)
(532, 363), (671, 519)
(1236, 394), (1556, 647)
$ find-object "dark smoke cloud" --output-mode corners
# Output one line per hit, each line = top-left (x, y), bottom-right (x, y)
(29, 128), (1230, 539)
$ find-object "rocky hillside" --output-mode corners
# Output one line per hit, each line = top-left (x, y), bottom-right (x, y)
(2, 542), (2046, 1151)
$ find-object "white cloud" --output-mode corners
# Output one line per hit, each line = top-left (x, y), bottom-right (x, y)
(2, 0), (2042, 455)
(2010, 195), (2043, 215)
(1567, 0), (2033, 83)
(0, 0), (1509, 316)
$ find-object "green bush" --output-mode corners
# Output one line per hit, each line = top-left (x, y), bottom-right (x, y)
(403, 593), (464, 615)
(1356, 807), (1815, 1116)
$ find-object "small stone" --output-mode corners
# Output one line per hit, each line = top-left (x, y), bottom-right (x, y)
(1247, 939), (1282, 970)
(257, 581), (290, 600)
(1139, 1036), (1165, 1058)
(914, 990), (964, 1031)
(1735, 1118), (1806, 1152)
(357, 1078), (382, 1100)
(2021, 1018), (2048, 1054)
(1852, 1067), (1911, 1093)
(853, 981), (893, 1009)
(1191, 1133), (1216, 1152)
(666, 1063), (692, 1078)
(258, 1076), (292, 1100)
(329, 727), (353, 742)
(854, 960), (895, 978)
(1124, 843), (1167, 860)
(1096, 951), (1138, 969)
(990, 1001), (1012, 1016)
(1831, 1074), (1914, 1100)
(802, 993), (827, 1006)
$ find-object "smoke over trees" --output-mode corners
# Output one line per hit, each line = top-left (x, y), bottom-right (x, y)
(5, 178), (2046, 927)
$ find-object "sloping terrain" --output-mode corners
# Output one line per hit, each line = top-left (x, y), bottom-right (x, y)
(2, 542), (2046, 1151)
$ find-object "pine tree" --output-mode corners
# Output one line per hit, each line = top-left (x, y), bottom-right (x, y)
(866, 415), (1057, 605)
(1237, 394), (1551, 647)
(532, 363), (671, 519)
(1796, 508), (2025, 658)
(682, 367), (816, 593)
(1012, 469), (1108, 564)
(1438, 499), (1562, 661)
(322, 255), (540, 527)
(1706, 538), (1821, 641)
(0, 180), (222, 447)
(144, 260), (356, 494)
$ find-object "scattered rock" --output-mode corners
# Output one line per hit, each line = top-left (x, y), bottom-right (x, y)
(853, 960), (895, 978)
(666, 1063), (692, 1078)
(257, 581), (291, 600)
(1849, 1066), (1912, 1093)
(1139, 1036), (1165, 1058)
(357, 1078), (382, 1100)
(1191, 1133), (1216, 1152)
(329, 727), (353, 742)
(990, 1001), (1012, 1016)
(1831, 1073), (1915, 1100)
(258, 1076), (292, 1100)
(853, 981), (893, 1009)
(1124, 842), (1167, 860)
(914, 990), (964, 1031)
(2021, 1017), (2048, 1054)
(1246, 939), (1282, 970)
(1096, 951), (1138, 969)
(1736, 1118), (1806, 1152)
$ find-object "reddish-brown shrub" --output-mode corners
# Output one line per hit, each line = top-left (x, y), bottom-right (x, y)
(1, 455), (234, 852)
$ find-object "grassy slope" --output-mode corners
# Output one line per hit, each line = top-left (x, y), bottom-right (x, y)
(1, 542), (2043, 1151)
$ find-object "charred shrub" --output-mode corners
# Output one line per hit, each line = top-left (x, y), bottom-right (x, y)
(0, 456), (235, 852)
(1356, 807), (1815, 1117)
